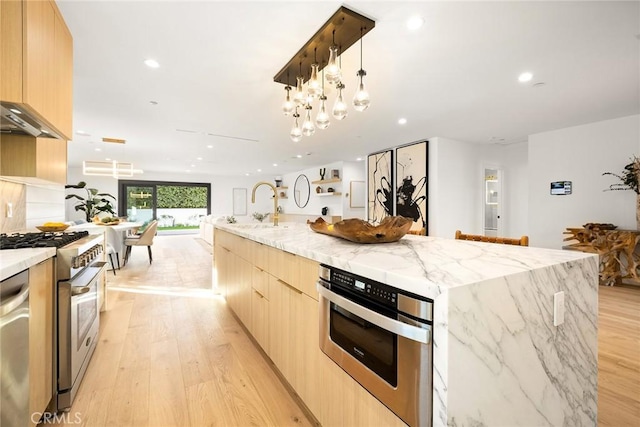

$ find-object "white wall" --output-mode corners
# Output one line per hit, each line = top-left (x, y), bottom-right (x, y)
(429, 137), (482, 238)
(528, 114), (640, 249)
(66, 168), (273, 222)
(501, 142), (529, 238)
(280, 160), (366, 219)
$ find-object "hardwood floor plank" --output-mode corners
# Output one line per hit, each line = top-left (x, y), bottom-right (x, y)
(148, 338), (190, 427)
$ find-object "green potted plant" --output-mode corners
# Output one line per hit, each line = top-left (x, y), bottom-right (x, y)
(65, 181), (117, 222)
(603, 156), (640, 229)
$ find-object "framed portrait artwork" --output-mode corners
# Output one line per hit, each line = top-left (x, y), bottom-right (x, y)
(367, 150), (393, 224)
(395, 141), (428, 235)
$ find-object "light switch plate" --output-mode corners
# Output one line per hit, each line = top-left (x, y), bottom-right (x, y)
(553, 291), (565, 326)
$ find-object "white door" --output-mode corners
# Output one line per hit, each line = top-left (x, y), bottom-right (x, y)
(483, 168), (503, 237)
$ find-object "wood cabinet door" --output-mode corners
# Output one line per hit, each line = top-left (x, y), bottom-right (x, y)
(250, 281), (269, 353)
(29, 258), (54, 425)
(295, 293), (322, 418)
(0, 0), (23, 102)
(23, 0), (56, 125)
(53, 8), (73, 139)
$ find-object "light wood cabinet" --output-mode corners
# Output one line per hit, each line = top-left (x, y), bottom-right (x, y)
(0, 0), (73, 140)
(250, 266), (269, 352)
(0, 133), (67, 184)
(28, 258), (54, 426)
(214, 230), (407, 426)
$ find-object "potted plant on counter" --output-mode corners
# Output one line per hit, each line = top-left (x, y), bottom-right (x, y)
(65, 181), (117, 222)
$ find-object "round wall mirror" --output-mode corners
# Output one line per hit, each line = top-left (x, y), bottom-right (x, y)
(294, 174), (310, 208)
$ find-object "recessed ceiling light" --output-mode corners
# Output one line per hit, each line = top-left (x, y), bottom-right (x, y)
(398, 118), (407, 125)
(356, 157), (363, 162)
(9, 108), (21, 114)
(144, 59), (160, 68)
(257, 169), (262, 172)
(518, 72), (533, 82)
(190, 164), (195, 168)
(407, 16), (424, 30)
(95, 148), (101, 151)
(273, 163), (278, 167)
(296, 154), (302, 158)
(245, 173), (250, 176)
(196, 157), (202, 160)
(206, 145), (213, 149)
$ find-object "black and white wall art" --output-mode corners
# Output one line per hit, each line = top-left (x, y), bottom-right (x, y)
(396, 141), (428, 235)
(367, 150), (393, 224)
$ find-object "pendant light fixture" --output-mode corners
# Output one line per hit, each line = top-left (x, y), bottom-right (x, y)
(272, 6), (375, 141)
(293, 63), (306, 106)
(325, 31), (341, 84)
(353, 27), (371, 112)
(316, 67), (330, 130)
(302, 104), (316, 136)
(290, 107), (302, 142)
(332, 81), (348, 120)
(282, 85), (294, 115)
(308, 49), (322, 98)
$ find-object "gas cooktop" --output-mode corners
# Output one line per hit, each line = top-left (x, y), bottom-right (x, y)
(0, 231), (89, 250)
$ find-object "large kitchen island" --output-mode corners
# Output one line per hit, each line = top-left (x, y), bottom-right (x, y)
(214, 222), (599, 427)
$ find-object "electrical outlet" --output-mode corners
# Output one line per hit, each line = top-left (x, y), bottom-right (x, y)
(553, 291), (565, 326)
(6, 202), (12, 218)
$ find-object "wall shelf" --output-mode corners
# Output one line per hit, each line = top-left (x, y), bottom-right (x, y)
(312, 178), (341, 185)
(317, 192), (342, 197)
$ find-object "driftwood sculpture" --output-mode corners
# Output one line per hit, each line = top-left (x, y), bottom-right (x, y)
(307, 216), (413, 243)
(563, 224), (640, 285)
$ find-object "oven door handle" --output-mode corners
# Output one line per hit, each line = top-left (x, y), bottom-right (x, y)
(71, 286), (90, 296)
(0, 283), (29, 317)
(317, 282), (431, 344)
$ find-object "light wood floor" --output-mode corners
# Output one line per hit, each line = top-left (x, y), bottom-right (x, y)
(598, 285), (640, 426)
(51, 236), (640, 426)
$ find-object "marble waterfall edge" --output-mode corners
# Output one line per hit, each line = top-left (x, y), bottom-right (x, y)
(438, 256), (598, 426)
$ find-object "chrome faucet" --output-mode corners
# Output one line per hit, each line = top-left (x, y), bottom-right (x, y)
(251, 181), (279, 226)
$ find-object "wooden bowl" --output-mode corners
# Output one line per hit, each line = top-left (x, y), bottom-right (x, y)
(36, 224), (70, 232)
(308, 216), (413, 243)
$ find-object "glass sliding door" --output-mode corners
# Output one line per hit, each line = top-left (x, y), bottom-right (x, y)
(118, 180), (211, 231)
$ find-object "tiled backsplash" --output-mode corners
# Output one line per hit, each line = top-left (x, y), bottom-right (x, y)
(0, 178), (65, 233)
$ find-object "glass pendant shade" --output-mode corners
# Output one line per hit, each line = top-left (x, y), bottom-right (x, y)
(290, 114), (302, 142)
(332, 83), (348, 120)
(325, 46), (341, 84)
(293, 76), (306, 106)
(308, 64), (321, 98)
(302, 107), (316, 136)
(352, 70), (370, 112)
(316, 96), (330, 130)
(282, 86), (294, 115)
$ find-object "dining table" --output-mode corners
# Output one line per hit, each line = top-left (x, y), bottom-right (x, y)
(68, 221), (143, 269)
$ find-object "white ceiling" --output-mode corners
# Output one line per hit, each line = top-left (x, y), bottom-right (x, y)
(58, 1), (640, 178)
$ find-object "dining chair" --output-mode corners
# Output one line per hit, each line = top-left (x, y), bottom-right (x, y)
(106, 243), (119, 275)
(455, 230), (529, 246)
(124, 220), (158, 265)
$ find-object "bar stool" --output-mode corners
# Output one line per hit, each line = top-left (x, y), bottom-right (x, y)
(106, 243), (120, 275)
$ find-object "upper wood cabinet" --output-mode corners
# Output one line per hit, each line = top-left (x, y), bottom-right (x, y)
(0, 133), (67, 184)
(0, 0), (73, 140)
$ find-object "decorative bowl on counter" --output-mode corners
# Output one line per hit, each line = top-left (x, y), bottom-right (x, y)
(36, 223), (70, 232)
(307, 216), (413, 243)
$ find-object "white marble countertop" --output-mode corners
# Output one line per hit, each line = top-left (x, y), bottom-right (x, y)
(215, 222), (596, 299)
(0, 248), (56, 281)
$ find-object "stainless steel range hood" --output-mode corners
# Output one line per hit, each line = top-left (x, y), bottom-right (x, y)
(0, 102), (62, 139)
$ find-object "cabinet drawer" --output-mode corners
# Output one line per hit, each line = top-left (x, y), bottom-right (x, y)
(268, 246), (297, 287)
(251, 240), (268, 271)
(297, 257), (319, 300)
(252, 265), (269, 300)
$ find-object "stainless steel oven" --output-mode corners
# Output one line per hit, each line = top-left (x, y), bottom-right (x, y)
(55, 234), (106, 411)
(318, 264), (433, 427)
(57, 261), (105, 410)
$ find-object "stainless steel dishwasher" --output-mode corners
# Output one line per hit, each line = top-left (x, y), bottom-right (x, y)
(0, 270), (30, 427)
